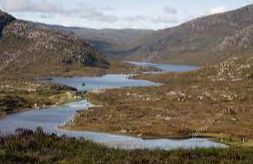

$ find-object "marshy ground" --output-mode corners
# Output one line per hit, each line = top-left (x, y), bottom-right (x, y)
(0, 61), (156, 118)
(0, 58), (253, 163)
(66, 57), (253, 147)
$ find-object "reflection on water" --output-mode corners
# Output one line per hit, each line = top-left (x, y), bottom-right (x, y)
(51, 74), (161, 91)
(0, 63), (227, 150)
(0, 101), (227, 150)
(127, 61), (198, 73)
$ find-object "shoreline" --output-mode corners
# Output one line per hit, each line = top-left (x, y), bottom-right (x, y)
(61, 58), (253, 147)
(62, 97), (253, 147)
(0, 81), (81, 119)
(61, 103), (248, 147)
(2, 59), (253, 149)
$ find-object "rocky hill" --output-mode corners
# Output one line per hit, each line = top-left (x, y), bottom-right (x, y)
(126, 4), (253, 65)
(0, 10), (15, 37)
(0, 10), (109, 77)
(53, 26), (152, 59)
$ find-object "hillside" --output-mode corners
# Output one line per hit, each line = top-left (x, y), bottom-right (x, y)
(65, 28), (152, 46)
(55, 26), (152, 59)
(125, 4), (253, 65)
(0, 10), (109, 78)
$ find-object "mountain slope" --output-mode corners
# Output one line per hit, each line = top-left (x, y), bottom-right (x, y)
(54, 26), (153, 59)
(66, 28), (152, 46)
(0, 10), (15, 38)
(127, 4), (253, 65)
(0, 10), (109, 77)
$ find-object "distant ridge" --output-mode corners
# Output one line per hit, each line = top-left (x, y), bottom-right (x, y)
(53, 26), (153, 59)
(125, 4), (253, 65)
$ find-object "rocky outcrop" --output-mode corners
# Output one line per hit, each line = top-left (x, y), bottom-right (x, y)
(127, 4), (253, 65)
(205, 56), (253, 82)
(0, 10), (15, 38)
(0, 10), (109, 76)
(216, 25), (253, 51)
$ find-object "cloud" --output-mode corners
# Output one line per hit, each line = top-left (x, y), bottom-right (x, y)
(69, 6), (118, 22)
(0, 0), (117, 22)
(208, 6), (227, 15)
(164, 6), (177, 14)
(1, 0), (60, 13)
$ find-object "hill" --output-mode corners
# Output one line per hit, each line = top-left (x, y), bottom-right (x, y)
(54, 26), (152, 59)
(0, 10), (109, 78)
(125, 4), (253, 65)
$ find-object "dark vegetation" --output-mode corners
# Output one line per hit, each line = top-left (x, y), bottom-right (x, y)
(0, 128), (252, 163)
(0, 10), (15, 38)
(0, 79), (77, 118)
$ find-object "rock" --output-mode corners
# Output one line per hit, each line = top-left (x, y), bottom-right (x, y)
(165, 117), (171, 121)
(198, 96), (204, 101)
(137, 133), (143, 137)
(156, 114), (162, 118)
(231, 118), (237, 122)
(166, 91), (177, 97)
(120, 129), (127, 133)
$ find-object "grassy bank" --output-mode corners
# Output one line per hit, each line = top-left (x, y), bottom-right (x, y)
(1, 60), (159, 79)
(0, 59), (158, 117)
(0, 79), (78, 118)
(65, 57), (253, 146)
(52, 60), (159, 77)
(0, 129), (253, 163)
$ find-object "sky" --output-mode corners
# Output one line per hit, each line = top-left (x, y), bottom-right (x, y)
(0, 0), (253, 30)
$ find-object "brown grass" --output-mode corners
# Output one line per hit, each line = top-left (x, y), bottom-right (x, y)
(65, 57), (253, 146)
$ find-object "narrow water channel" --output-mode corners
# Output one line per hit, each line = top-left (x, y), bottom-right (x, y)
(0, 63), (227, 150)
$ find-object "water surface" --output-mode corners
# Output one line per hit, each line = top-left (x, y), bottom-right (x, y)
(127, 61), (198, 73)
(51, 74), (160, 91)
(0, 63), (227, 150)
(0, 101), (226, 150)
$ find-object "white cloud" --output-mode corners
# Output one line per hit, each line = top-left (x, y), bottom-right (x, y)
(208, 6), (227, 15)
(1, 1), (246, 29)
(0, 0), (117, 22)
(1, 0), (60, 13)
(69, 6), (118, 22)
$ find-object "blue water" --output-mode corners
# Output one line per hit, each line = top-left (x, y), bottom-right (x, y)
(127, 61), (199, 73)
(0, 62), (227, 150)
(51, 74), (160, 92)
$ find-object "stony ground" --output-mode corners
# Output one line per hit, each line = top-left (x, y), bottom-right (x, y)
(66, 56), (253, 146)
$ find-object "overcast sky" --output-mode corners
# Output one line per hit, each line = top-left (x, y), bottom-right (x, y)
(0, 0), (253, 29)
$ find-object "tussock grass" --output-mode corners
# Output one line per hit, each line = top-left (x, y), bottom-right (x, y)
(0, 129), (252, 163)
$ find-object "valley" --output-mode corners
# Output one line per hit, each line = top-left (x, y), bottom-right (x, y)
(0, 3), (253, 163)
(61, 4), (253, 66)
